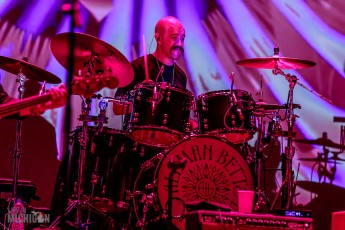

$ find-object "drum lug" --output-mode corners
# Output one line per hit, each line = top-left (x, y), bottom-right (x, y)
(132, 142), (138, 152)
(231, 115), (236, 126)
(133, 113), (139, 123)
(203, 119), (208, 130)
(145, 183), (154, 190)
(163, 114), (168, 125)
(185, 122), (191, 132)
(166, 91), (171, 102)
(136, 91), (142, 101)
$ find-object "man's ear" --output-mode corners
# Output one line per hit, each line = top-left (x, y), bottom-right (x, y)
(155, 33), (161, 44)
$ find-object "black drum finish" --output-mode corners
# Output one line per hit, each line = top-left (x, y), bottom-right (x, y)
(127, 82), (194, 147)
(196, 89), (257, 143)
(50, 126), (165, 229)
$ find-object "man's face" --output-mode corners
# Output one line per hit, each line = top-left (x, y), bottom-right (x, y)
(160, 23), (185, 61)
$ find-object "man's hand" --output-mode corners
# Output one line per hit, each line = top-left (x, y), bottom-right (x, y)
(20, 84), (68, 116)
(42, 83), (68, 110)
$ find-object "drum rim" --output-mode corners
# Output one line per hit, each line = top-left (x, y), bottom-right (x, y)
(196, 89), (252, 100)
(134, 81), (194, 97)
(126, 126), (190, 147)
(198, 129), (256, 143)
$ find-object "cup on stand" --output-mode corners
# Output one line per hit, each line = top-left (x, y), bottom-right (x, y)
(238, 190), (255, 213)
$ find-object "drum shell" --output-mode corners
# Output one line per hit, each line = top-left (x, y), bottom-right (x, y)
(51, 126), (164, 217)
(126, 82), (194, 147)
(196, 89), (257, 143)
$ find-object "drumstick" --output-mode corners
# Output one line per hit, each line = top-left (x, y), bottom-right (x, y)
(142, 34), (152, 82)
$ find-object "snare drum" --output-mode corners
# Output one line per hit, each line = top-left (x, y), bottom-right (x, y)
(126, 82), (194, 147)
(131, 135), (254, 229)
(196, 89), (257, 143)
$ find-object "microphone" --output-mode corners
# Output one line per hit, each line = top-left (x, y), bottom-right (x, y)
(232, 92), (244, 121)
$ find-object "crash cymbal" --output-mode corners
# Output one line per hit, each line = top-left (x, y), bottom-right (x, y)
(236, 56), (316, 69)
(50, 32), (134, 96)
(294, 137), (344, 149)
(0, 56), (61, 84)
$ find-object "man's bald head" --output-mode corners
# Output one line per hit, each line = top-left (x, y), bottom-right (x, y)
(154, 16), (184, 36)
(153, 16), (185, 64)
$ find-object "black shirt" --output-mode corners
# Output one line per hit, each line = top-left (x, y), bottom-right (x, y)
(115, 54), (187, 98)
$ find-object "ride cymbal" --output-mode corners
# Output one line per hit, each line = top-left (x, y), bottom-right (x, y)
(0, 56), (61, 84)
(236, 56), (316, 70)
(50, 32), (134, 96)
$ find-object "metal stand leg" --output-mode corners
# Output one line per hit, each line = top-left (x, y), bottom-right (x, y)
(49, 97), (114, 229)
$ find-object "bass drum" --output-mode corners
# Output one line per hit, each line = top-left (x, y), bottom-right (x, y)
(132, 135), (254, 229)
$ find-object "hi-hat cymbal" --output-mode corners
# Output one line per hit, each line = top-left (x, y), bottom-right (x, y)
(298, 157), (344, 163)
(50, 32), (134, 95)
(0, 56), (61, 84)
(255, 101), (301, 111)
(256, 101), (286, 111)
(294, 137), (344, 149)
(236, 56), (316, 69)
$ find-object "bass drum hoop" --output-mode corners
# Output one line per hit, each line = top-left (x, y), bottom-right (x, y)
(132, 134), (254, 229)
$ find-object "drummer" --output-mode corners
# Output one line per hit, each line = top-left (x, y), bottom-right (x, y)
(113, 16), (187, 113)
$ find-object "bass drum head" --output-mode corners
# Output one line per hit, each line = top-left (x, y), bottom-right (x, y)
(156, 135), (254, 229)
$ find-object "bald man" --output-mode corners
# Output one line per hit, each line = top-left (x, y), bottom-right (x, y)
(114, 16), (187, 99)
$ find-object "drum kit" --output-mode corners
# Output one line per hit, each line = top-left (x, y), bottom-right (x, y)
(1, 32), (338, 229)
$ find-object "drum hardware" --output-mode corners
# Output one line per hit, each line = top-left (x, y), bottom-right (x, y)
(152, 66), (165, 115)
(49, 96), (114, 229)
(0, 56), (60, 228)
(236, 47), (336, 210)
(136, 193), (158, 229)
(296, 132), (345, 185)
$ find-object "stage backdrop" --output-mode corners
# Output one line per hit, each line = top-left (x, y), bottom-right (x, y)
(0, 0), (345, 229)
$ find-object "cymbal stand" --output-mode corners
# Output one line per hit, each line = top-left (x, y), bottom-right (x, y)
(270, 66), (298, 209)
(11, 71), (26, 201)
(49, 96), (113, 229)
(86, 98), (108, 223)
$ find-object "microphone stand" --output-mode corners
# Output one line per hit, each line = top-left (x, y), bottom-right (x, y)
(167, 157), (187, 230)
